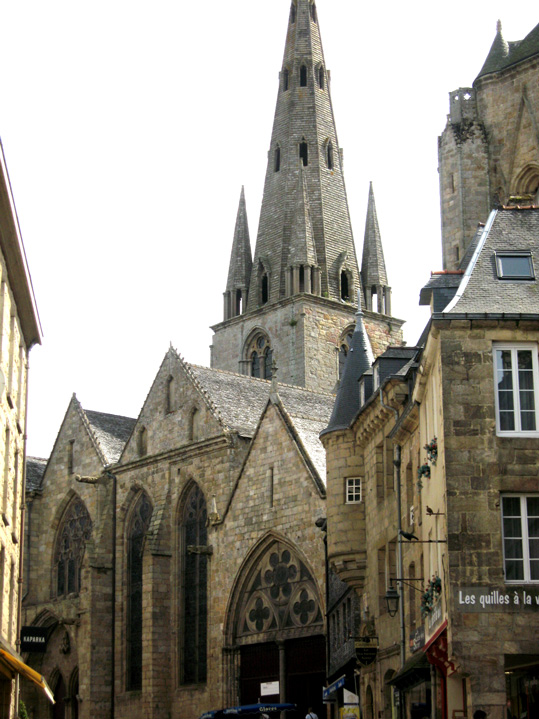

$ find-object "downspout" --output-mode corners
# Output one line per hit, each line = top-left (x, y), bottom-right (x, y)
(16, 358), (31, 716)
(380, 388), (405, 716)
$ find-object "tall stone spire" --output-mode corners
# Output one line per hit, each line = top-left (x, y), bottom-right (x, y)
(245, 0), (359, 312)
(223, 187), (252, 320)
(361, 182), (391, 315)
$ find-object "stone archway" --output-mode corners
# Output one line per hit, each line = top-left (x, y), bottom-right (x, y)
(224, 534), (325, 716)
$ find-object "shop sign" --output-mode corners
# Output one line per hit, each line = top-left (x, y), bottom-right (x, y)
(260, 681), (279, 697)
(355, 636), (378, 666)
(427, 601), (443, 632)
(323, 675), (345, 701)
(455, 586), (539, 612)
(20, 626), (48, 653)
(409, 626), (425, 653)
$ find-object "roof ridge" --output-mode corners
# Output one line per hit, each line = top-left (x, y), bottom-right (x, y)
(188, 362), (334, 397)
(171, 348), (227, 429)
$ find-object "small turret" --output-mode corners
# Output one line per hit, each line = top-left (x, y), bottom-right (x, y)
(361, 183), (391, 315)
(223, 187), (252, 320)
(476, 20), (510, 80)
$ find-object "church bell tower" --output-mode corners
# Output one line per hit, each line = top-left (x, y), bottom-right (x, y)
(211, 0), (402, 392)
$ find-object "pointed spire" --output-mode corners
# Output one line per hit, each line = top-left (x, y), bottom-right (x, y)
(361, 183), (390, 314)
(321, 294), (374, 436)
(476, 19), (510, 79)
(224, 187), (252, 320)
(245, 0), (359, 311)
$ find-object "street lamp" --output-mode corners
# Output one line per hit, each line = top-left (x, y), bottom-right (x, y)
(384, 585), (400, 617)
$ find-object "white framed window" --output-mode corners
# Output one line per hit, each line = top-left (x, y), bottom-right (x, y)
(501, 495), (539, 583)
(493, 343), (539, 436)
(346, 477), (362, 504)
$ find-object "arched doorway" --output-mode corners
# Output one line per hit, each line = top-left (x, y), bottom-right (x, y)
(226, 535), (326, 717)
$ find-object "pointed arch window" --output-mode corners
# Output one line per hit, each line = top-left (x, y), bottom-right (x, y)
(247, 334), (273, 379)
(300, 65), (307, 87)
(327, 141), (334, 170)
(274, 146), (281, 173)
(341, 271), (350, 301)
(179, 483), (208, 685)
(54, 498), (92, 598)
(127, 492), (153, 691)
(299, 140), (308, 167)
(282, 68), (289, 92)
(137, 426), (148, 457)
(261, 272), (269, 304)
(166, 375), (175, 413)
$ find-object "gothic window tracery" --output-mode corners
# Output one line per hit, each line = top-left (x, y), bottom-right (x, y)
(127, 491), (152, 690)
(179, 483), (208, 685)
(234, 540), (323, 642)
(54, 498), (92, 598)
(247, 334), (273, 379)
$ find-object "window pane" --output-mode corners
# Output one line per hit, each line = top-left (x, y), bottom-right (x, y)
(498, 255), (533, 278)
(527, 497), (539, 516)
(505, 560), (524, 581)
(528, 538), (539, 560)
(499, 411), (515, 431)
(530, 560), (539, 581)
(521, 411), (536, 431)
(504, 538), (523, 560)
(497, 350), (513, 373)
(503, 497), (522, 516)
(498, 391), (514, 411)
(503, 517), (523, 538)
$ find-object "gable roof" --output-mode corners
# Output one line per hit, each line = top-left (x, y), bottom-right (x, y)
(26, 456), (47, 492)
(189, 364), (334, 457)
(84, 409), (136, 464)
(440, 207), (539, 316)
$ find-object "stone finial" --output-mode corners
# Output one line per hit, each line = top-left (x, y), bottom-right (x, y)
(496, 19), (502, 35)
(271, 359), (279, 394)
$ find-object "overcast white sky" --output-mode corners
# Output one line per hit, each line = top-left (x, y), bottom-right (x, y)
(1, 1), (537, 458)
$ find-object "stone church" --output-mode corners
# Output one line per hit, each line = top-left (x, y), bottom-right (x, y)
(21, 2), (402, 718)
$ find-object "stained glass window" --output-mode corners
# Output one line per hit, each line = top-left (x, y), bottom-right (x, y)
(179, 483), (208, 685)
(54, 498), (92, 598)
(127, 492), (152, 690)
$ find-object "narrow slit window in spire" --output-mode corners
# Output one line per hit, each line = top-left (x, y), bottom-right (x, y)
(327, 141), (334, 170)
(274, 147), (281, 173)
(290, 3), (296, 23)
(341, 271), (350, 301)
(300, 140), (308, 167)
(300, 65), (307, 87)
(318, 66), (324, 90)
(283, 68), (289, 92)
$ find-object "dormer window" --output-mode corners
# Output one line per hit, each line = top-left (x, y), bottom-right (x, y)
(496, 252), (534, 280)
(300, 65), (307, 87)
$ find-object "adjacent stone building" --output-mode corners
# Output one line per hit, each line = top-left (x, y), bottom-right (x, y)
(439, 21), (539, 271)
(0, 141), (45, 717)
(21, 2), (401, 719)
(323, 206), (539, 719)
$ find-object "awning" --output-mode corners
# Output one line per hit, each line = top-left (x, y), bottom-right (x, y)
(200, 703), (296, 718)
(0, 648), (55, 703)
(387, 652), (431, 690)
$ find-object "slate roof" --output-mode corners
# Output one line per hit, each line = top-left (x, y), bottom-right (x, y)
(441, 207), (539, 316)
(476, 20), (539, 81)
(26, 456), (47, 492)
(188, 364), (335, 483)
(321, 307), (373, 437)
(419, 271), (464, 312)
(84, 410), (136, 464)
